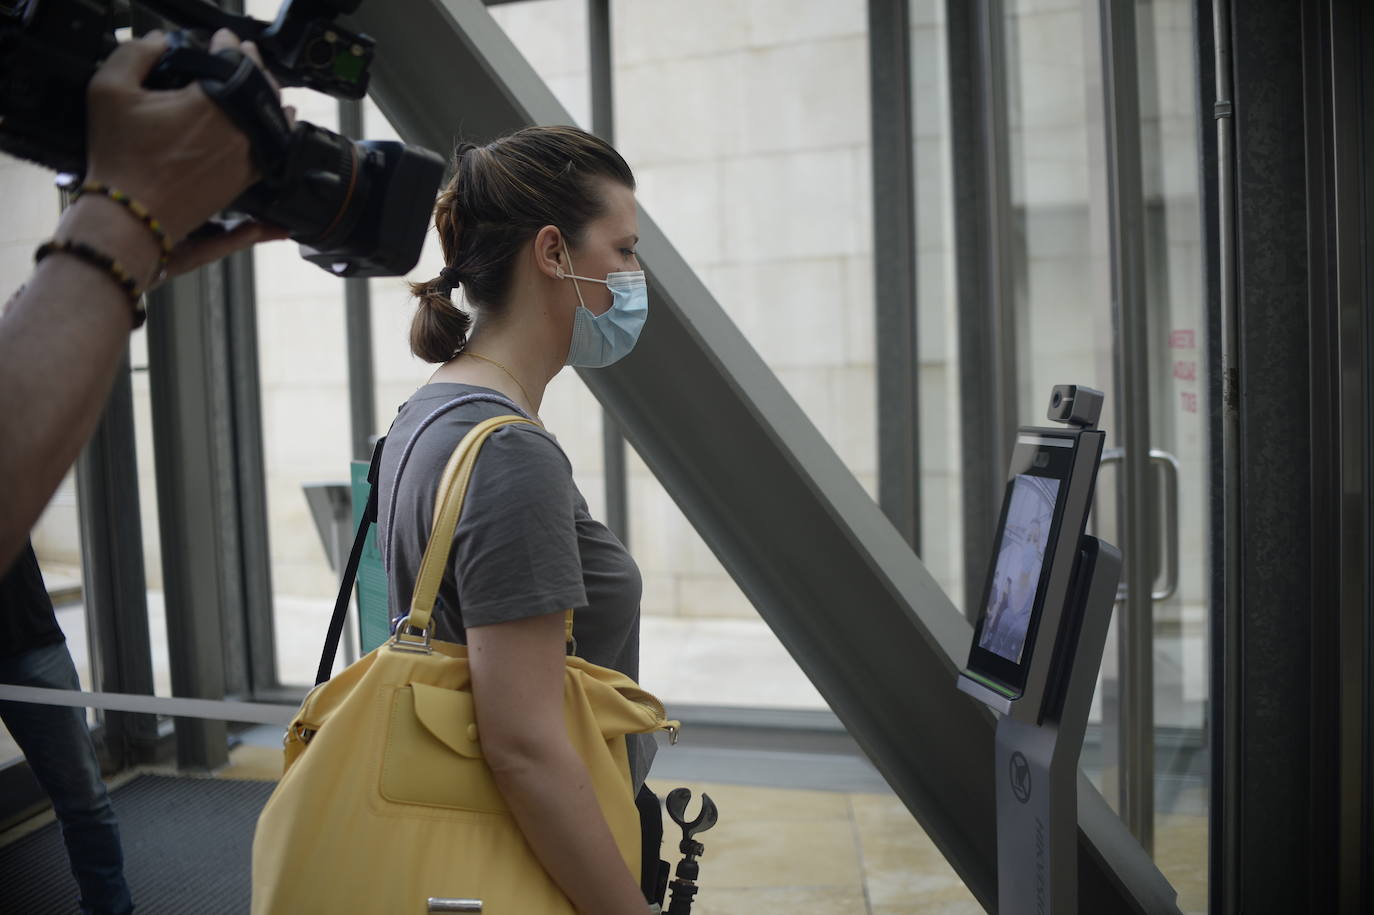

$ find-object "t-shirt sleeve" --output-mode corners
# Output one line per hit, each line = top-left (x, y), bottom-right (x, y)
(450, 424), (587, 628)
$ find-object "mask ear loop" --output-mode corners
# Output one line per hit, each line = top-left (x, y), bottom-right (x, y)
(558, 240), (590, 311)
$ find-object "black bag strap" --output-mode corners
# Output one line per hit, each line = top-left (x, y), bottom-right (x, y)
(315, 436), (387, 686)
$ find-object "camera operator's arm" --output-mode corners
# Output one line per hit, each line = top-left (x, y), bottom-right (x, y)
(0, 29), (285, 570)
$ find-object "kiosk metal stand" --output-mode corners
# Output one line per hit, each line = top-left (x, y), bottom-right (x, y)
(957, 385), (1123, 915)
(976, 536), (1119, 914)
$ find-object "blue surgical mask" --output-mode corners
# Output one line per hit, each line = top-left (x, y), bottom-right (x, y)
(558, 245), (648, 368)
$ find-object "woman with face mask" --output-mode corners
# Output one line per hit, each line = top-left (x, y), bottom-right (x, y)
(377, 126), (652, 914)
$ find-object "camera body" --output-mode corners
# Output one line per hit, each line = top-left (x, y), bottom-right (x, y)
(1046, 384), (1104, 429)
(0, 0), (444, 277)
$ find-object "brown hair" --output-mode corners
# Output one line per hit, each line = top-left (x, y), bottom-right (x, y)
(408, 125), (636, 363)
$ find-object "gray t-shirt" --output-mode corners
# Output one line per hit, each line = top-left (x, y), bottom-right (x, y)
(377, 383), (654, 784)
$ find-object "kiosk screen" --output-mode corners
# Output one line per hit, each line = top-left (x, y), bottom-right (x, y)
(978, 475), (1061, 663)
(965, 430), (1089, 698)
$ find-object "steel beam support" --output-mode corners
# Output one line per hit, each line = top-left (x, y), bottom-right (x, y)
(587, 0), (628, 543)
(1302, 1), (1373, 911)
(341, 99), (378, 463)
(146, 271), (230, 769)
(74, 353), (159, 764)
(946, 0), (1017, 618)
(221, 248), (279, 697)
(1218, 0), (1369, 909)
(345, 3), (1179, 910)
(1192, 1), (1233, 911)
(868, 0), (920, 552)
(1096, 0), (1154, 851)
(145, 247), (272, 767)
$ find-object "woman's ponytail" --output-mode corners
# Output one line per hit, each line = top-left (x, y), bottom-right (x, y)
(408, 274), (471, 363)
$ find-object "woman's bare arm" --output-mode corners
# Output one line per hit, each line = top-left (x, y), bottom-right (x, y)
(467, 610), (649, 914)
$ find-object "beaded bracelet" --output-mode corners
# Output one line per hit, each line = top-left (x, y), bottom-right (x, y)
(35, 239), (148, 330)
(73, 181), (172, 273)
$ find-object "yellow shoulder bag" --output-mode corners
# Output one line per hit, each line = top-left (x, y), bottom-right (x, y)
(251, 415), (678, 914)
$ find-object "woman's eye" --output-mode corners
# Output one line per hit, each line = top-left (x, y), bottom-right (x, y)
(621, 248), (637, 258)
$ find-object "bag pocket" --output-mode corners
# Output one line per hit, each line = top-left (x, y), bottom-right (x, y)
(379, 682), (508, 813)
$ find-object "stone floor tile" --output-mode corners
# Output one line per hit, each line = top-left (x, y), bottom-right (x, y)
(646, 779), (851, 823)
(870, 901), (984, 915)
(689, 884), (870, 915)
(660, 800), (862, 891)
(217, 745), (284, 782)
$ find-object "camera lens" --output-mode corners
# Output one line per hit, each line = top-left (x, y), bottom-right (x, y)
(1051, 391), (1063, 407)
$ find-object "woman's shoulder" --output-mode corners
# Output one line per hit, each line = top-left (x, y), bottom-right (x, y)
(393, 386), (569, 474)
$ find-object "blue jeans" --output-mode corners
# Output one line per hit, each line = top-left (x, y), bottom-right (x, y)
(0, 641), (133, 915)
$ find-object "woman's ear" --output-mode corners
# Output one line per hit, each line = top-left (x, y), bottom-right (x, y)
(532, 225), (565, 280)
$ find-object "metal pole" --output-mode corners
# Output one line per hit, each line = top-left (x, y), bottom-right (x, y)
(1099, 0), (1154, 851)
(339, 98), (377, 463)
(75, 351), (159, 764)
(868, 0), (921, 553)
(588, 0), (628, 543)
(948, 0), (1018, 618)
(1210, 0), (1240, 906)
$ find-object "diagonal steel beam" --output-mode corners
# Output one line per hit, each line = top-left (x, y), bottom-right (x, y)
(344, 2), (1179, 911)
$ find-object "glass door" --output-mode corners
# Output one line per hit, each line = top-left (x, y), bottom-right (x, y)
(999, 1), (1209, 911)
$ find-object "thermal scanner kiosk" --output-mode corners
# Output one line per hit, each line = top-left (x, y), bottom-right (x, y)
(957, 385), (1123, 915)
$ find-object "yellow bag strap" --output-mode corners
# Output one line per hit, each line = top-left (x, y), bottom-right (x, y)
(400, 415), (575, 648)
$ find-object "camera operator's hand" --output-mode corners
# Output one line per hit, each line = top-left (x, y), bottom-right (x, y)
(0, 28), (291, 569)
(78, 28), (291, 288)
(87, 28), (279, 244)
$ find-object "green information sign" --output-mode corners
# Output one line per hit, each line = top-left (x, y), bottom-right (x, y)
(350, 460), (390, 653)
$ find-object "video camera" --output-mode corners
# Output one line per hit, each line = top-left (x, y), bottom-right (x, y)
(0, 0), (445, 277)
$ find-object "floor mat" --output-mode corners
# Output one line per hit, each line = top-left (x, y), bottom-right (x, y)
(0, 774), (275, 914)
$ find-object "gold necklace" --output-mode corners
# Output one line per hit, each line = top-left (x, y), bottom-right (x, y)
(463, 351), (538, 417)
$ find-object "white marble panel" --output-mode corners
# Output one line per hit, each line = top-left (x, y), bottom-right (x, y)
(29, 472), (81, 565)
(639, 569), (678, 618)
(917, 363), (957, 476)
(909, 0), (946, 29)
(915, 136), (952, 244)
(0, 164), (60, 245)
(677, 572), (757, 620)
(739, 38), (869, 156)
(612, 0), (752, 67)
(614, 53), (750, 165)
(361, 98), (402, 144)
(774, 366), (839, 456)
(0, 242), (33, 305)
(1018, 125), (1091, 208)
(488, 0), (590, 80)
(720, 148), (865, 260)
(916, 246), (951, 364)
(542, 368), (604, 473)
(917, 469), (963, 602)
(826, 366), (878, 477)
(368, 283), (433, 390)
(256, 294), (350, 386)
(1008, 63), (1081, 130)
(711, 257), (850, 369)
(634, 159), (725, 267)
(628, 472), (685, 575)
(254, 235), (345, 299)
(842, 254), (876, 368)
(1156, 121), (1203, 200)
(745, 0), (866, 47)
(543, 73), (593, 129)
(260, 383), (351, 475)
(909, 21), (946, 92)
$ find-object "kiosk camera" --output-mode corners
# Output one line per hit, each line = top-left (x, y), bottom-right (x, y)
(957, 385), (1121, 915)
